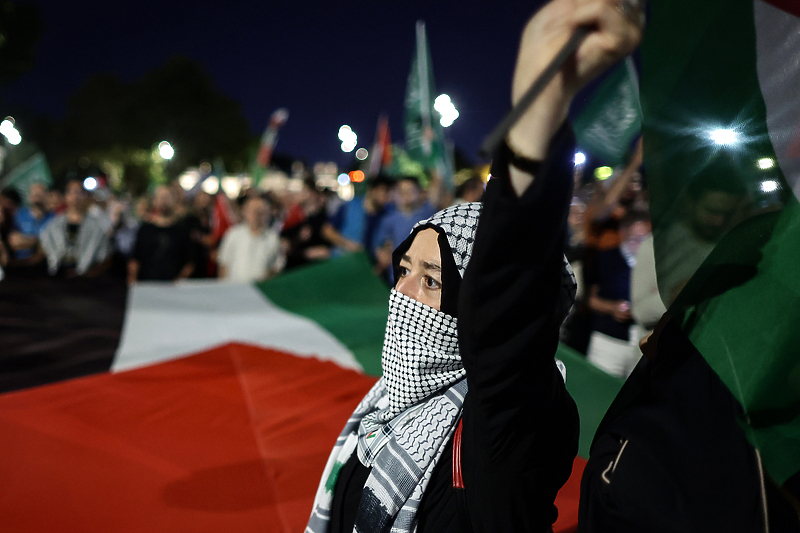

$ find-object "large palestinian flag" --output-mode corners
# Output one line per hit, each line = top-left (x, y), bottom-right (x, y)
(641, 0), (800, 485)
(0, 253), (623, 532)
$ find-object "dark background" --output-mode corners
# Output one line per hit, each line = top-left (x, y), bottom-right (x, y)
(1, 0), (561, 174)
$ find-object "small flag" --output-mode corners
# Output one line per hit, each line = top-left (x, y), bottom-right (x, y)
(404, 21), (450, 187)
(0, 152), (53, 202)
(367, 115), (393, 178)
(210, 192), (236, 244)
(256, 108), (289, 169)
(572, 57), (642, 166)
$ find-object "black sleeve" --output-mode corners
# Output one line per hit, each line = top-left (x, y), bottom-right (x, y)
(459, 125), (580, 532)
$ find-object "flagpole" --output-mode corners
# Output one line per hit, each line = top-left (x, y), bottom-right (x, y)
(417, 22), (430, 133)
(479, 26), (590, 159)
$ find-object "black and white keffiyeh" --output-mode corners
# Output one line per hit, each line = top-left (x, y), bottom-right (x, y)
(307, 201), (576, 533)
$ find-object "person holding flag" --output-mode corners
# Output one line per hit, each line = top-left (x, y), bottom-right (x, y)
(306, 0), (643, 531)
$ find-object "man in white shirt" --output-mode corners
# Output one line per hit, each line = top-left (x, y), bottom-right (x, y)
(217, 196), (282, 283)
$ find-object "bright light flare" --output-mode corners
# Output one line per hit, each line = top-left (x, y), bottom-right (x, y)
(83, 177), (98, 191)
(1, 117), (21, 145)
(574, 152), (586, 166)
(355, 147), (369, 161)
(708, 128), (741, 146)
(434, 94), (459, 128)
(760, 180), (779, 193)
(158, 141), (174, 160)
(5, 130), (21, 145)
(0, 119), (14, 136)
(433, 94), (451, 113)
(757, 157), (775, 170)
(338, 125), (358, 152)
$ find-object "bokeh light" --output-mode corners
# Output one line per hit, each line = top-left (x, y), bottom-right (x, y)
(348, 170), (365, 183)
(355, 148), (369, 161)
(1, 117), (21, 145)
(158, 141), (174, 160)
(760, 180), (779, 193)
(338, 125), (357, 152)
(434, 94), (459, 128)
(202, 176), (219, 194)
(594, 166), (614, 180)
(757, 157), (775, 170)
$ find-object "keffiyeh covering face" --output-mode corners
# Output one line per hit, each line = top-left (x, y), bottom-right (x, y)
(307, 202), (576, 533)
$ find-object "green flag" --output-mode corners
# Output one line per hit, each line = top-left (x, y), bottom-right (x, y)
(641, 0), (800, 484)
(0, 152), (52, 202)
(404, 20), (451, 188)
(573, 57), (642, 166)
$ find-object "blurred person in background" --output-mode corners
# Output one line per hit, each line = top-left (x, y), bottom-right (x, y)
(281, 177), (332, 270)
(9, 182), (53, 263)
(656, 170), (746, 306)
(39, 179), (113, 278)
(88, 187), (115, 235)
(629, 230), (666, 354)
(127, 185), (193, 283)
(372, 175), (439, 282)
(584, 138), (643, 254)
(105, 194), (142, 278)
(570, 140), (642, 354)
(0, 188), (19, 265)
(560, 196), (590, 349)
(217, 195), (282, 283)
(323, 175), (395, 260)
(586, 210), (650, 377)
(183, 190), (216, 278)
(45, 188), (65, 215)
(0, 203), (9, 280)
(169, 181), (188, 219)
(451, 175), (485, 206)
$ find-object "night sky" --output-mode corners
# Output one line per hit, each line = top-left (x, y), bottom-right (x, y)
(4, 0), (554, 167)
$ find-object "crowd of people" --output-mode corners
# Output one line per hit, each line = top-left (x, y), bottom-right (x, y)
(0, 173), (486, 287)
(0, 135), (746, 385)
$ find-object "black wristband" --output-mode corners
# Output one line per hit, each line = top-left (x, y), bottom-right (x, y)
(500, 139), (542, 175)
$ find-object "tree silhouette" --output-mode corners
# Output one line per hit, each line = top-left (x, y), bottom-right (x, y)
(52, 56), (254, 194)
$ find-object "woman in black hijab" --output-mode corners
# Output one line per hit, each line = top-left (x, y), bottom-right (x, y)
(308, 1), (643, 531)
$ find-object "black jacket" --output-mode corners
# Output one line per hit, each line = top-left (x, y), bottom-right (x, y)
(578, 317), (800, 533)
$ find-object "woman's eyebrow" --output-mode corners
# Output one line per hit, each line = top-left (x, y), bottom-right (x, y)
(421, 261), (441, 272)
(400, 255), (441, 272)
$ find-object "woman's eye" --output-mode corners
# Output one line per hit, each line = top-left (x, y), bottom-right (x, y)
(399, 266), (410, 277)
(425, 276), (441, 289)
